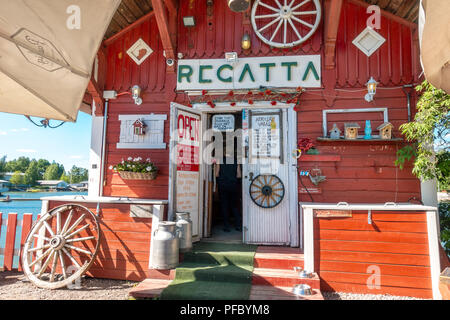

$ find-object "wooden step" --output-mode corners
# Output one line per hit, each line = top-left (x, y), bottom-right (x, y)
(129, 279), (172, 299)
(146, 268), (177, 280)
(250, 285), (324, 300)
(252, 268), (320, 289)
(254, 246), (304, 270)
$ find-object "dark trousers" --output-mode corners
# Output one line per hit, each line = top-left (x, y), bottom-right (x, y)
(218, 183), (241, 229)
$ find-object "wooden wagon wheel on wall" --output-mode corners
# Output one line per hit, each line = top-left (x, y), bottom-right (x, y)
(251, 0), (322, 48)
(21, 204), (101, 289)
(249, 174), (285, 208)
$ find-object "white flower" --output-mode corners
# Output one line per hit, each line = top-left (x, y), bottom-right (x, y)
(108, 165), (113, 170)
(146, 158), (151, 161)
(127, 157), (132, 161)
(137, 157), (142, 161)
(146, 166), (151, 171)
(132, 165), (136, 168)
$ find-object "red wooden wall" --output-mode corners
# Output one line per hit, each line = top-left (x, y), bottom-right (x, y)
(102, 0), (422, 203)
(48, 201), (152, 281)
(314, 210), (432, 298)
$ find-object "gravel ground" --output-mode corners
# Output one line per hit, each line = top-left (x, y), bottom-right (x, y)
(0, 271), (138, 300)
(0, 271), (428, 300)
(322, 291), (427, 300)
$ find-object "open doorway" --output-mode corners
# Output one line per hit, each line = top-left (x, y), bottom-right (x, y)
(206, 112), (243, 242)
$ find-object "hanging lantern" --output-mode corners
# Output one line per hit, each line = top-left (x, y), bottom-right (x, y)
(364, 77), (378, 102)
(241, 32), (251, 50)
(228, 0), (250, 12)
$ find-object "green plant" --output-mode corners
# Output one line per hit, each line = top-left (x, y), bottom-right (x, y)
(439, 201), (450, 256)
(395, 81), (449, 189)
(110, 157), (157, 173)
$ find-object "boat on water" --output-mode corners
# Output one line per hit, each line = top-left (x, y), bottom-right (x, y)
(0, 195), (11, 202)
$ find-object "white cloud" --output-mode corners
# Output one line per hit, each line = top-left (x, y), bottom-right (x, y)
(0, 131), (6, 135)
(16, 149), (37, 153)
(10, 128), (29, 132)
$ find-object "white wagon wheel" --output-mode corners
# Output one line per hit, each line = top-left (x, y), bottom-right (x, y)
(22, 204), (101, 289)
(251, 0), (322, 48)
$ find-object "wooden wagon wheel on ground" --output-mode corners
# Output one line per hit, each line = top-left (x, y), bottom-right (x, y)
(21, 204), (101, 289)
(249, 174), (285, 208)
(251, 0), (322, 48)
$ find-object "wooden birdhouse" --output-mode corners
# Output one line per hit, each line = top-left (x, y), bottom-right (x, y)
(344, 123), (360, 139)
(133, 119), (146, 136)
(329, 123), (341, 139)
(377, 122), (394, 139)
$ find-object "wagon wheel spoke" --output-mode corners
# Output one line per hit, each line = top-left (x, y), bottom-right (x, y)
(274, 0), (283, 8)
(64, 223), (90, 240)
(65, 244), (93, 256)
(291, 0), (310, 11)
(288, 17), (303, 40)
(28, 246), (52, 268)
(292, 10), (317, 15)
(62, 247), (82, 269)
(36, 250), (55, 278)
(49, 251), (59, 282)
(58, 249), (68, 279)
(291, 15), (313, 29)
(63, 213), (86, 237)
(43, 220), (55, 237)
(66, 236), (96, 243)
(259, 1), (279, 12)
(258, 16), (281, 33)
(255, 13), (279, 19)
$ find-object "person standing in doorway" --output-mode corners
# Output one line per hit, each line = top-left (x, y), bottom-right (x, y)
(214, 154), (242, 232)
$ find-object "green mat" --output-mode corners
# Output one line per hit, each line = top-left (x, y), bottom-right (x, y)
(160, 242), (257, 300)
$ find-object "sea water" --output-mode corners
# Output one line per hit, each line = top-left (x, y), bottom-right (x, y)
(0, 191), (87, 268)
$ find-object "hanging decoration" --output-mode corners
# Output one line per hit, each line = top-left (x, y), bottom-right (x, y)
(185, 86), (304, 110)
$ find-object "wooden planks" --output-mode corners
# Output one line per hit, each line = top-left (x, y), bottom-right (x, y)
(3, 213), (17, 271)
(314, 210), (433, 298)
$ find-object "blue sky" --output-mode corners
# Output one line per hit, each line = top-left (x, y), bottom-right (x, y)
(0, 112), (91, 171)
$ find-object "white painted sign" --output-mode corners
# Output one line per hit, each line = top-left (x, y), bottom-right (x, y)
(177, 55), (321, 90)
(212, 114), (235, 132)
(251, 114), (281, 158)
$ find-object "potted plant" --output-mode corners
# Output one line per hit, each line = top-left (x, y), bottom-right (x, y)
(110, 157), (158, 180)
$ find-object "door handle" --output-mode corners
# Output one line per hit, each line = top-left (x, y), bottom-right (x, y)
(248, 172), (254, 181)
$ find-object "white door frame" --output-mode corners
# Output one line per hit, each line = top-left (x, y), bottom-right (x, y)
(168, 101), (299, 246)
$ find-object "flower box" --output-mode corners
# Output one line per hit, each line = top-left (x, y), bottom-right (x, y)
(119, 171), (157, 180)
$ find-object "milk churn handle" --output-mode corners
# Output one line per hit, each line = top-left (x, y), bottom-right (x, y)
(153, 228), (158, 237)
(176, 227), (182, 238)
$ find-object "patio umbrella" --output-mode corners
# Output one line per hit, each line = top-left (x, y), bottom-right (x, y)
(0, 0), (120, 122)
(419, 0), (450, 94)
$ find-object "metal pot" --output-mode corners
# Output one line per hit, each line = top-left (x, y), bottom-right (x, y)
(292, 284), (312, 296)
(293, 267), (312, 278)
(176, 212), (192, 253)
(151, 221), (179, 270)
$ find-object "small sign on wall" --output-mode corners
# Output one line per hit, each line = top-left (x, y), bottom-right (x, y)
(314, 210), (352, 218)
(212, 114), (235, 132)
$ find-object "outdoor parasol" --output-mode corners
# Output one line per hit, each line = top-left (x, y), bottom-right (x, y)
(0, 0), (120, 122)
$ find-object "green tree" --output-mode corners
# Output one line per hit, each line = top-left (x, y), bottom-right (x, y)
(9, 171), (23, 186)
(396, 80), (449, 190)
(24, 160), (39, 186)
(36, 159), (51, 179)
(60, 171), (70, 183)
(5, 156), (30, 172)
(0, 155), (6, 178)
(68, 165), (89, 183)
(43, 163), (61, 180)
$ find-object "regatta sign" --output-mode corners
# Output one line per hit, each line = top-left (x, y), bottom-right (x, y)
(176, 55), (321, 91)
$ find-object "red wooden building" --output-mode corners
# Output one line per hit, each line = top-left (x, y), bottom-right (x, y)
(41, 0), (447, 299)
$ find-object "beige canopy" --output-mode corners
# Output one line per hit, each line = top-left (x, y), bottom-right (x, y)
(0, 0), (120, 121)
(419, 0), (450, 94)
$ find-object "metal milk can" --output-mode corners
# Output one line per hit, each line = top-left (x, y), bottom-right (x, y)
(151, 221), (179, 269)
(176, 212), (192, 253)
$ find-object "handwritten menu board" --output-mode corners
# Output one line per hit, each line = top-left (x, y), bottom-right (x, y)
(251, 114), (281, 158)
